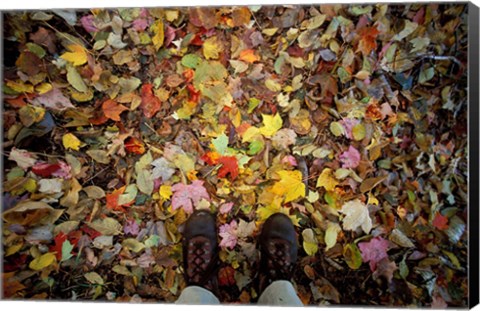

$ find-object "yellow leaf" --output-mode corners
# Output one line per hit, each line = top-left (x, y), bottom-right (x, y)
(316, 168), (338, 191)
(29, 252), (56, 271)
(352, 123), (366, 141)
(270, 170), (305, 203)
(159, 185), (172, 200)
(203, 36), (221, 60)
(60, 44), (87, 66)
(151, 19), (164, 51)
(6, 80), (34, 93)
(325, 222), (341, 251)
(265, 79), (282, 92)
(259, 113), (283, 137)
(262, 28), (278, 36)
(241, 126), (261, 143)
(35, 83), (53, 94)
(62, 133), (82, 151)
(302, 228), (318, 256)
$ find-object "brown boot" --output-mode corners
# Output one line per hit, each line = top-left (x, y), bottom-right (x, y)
(258, 213), (298, 294)
(182, 210), (219, 292)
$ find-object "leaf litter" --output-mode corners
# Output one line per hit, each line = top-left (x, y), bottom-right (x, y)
(2, 3), (469, 307)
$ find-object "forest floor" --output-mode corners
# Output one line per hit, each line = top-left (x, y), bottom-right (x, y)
(2, 3), (469, 307)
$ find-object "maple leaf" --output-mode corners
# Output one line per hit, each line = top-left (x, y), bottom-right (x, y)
(357, 26), (380, 56)
(171, 180), (210, 214)
(201, 151), (221, 165)
(60, 44), (87, 66)
(239, 49), (260, 63)
(316, 168), (338, 191)
(340, 199), (372, 234)
(339, 145), (361, 169)
(217, 156), (239, 181)
(124, 137), (145, 155)
(219, 202), (234, 215)
(106, 185), (127, 211)
(124, 219), (140, 236)
(102, 99), (128, 121)
(270, 170), (306, 203)
(50, 233), (68, 260)
(259, 113), (283, 137)
(432, 212), (449, 230)
(358, 236), (389, 271)
(140, 84), (161, 118)
(219, 220), (238, 249)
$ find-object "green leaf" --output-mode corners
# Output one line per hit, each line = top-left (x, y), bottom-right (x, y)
(419, 67), (434, 84)
(84, 272), (104, 285)
(61, 239), (74, 262)
(343, 243), (362, 269)
(325, 222), (341, 251)
(26, 43), (46, 58)
(212, 133), (229, 155)
(330, 121), (345, 137)
(66, 65), (88, 93)
(247, 140), (264, 155)
(181, 54), (202, 68)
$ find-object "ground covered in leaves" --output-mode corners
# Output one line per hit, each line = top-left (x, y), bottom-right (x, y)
(2, 3), (469, 307)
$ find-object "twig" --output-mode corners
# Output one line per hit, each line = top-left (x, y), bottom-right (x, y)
(82, 166), (109, 186)
(419, 54), (464, 68)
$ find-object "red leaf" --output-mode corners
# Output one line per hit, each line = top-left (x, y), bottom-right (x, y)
(50, 233), (68, 260)
(124, 137), (145, 155)
(106, 186), (127, 211)
(201, 151), (220, 166)
(81, 225), (102, 240)
(187, 84), (201, 103)
(140, 84), (161, 118)
(218, 266), (236, 287)
(432, 212), (449, 230)
(217, 156), (239, 180)
(31, 162), (61, 177)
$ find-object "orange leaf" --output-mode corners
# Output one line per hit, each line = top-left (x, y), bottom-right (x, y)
(217, 155), (239, 181)
(102, 99), (128, 121)
(239, 49), (260, 63)
(140, 84), (161, 118)
(201, 151), (221, 166)
(432, 212), (449, 230)
(357, 26), (380, 56)
(125, 137), (145, 155)
(106, 186), (126, 211)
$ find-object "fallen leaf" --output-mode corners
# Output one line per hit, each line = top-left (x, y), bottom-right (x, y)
(171, 180), (210, 214)
(270, 170), (306, 203)
(62, 133), (82, 151)
(358, 236), (389, 271)
(102, 99), (128, 121)
(60, 44), (87, 66)
(29, 252), (57, 270)
(340, 199), (372, 234)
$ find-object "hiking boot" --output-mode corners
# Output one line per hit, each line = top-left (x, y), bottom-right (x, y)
(258, 213), (298, 294)
(182, 210), (219, 292)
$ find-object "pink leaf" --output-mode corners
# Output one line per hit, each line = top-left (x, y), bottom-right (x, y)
(219, 220), (238, 250)
(339, 118), (359, 139)
(358, 236), (389, 271)
(132, 18), (149, 31)
(80, 15), (97, 33)
(219, 202), (234, 215)
(340, 145), (361, 169)
(171, 180), (210, 214)
(124, 219), (140, 236)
